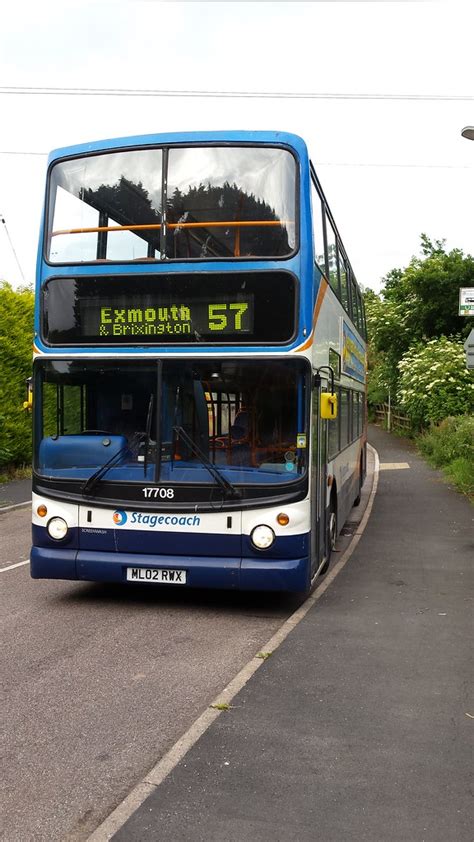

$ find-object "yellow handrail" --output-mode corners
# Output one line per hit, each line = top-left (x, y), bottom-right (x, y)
(51, 220), (292, 236)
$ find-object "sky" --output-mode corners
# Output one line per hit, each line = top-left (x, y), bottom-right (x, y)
(0, 0), (473, 293)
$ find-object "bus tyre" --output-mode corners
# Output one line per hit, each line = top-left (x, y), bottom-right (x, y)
(320, 497), (337, 576)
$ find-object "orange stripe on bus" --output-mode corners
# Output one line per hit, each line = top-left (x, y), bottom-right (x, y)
(294, 278), (329, 352)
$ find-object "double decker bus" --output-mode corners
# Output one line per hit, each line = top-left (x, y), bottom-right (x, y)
(30, 131), (366, 594)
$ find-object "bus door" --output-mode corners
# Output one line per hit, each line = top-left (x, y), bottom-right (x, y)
(310, 379), (328, 576)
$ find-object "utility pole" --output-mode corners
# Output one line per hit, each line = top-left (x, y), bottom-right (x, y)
(0, 213), (26, 284)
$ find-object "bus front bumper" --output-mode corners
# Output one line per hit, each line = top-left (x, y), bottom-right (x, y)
(30, 546), (310, 593)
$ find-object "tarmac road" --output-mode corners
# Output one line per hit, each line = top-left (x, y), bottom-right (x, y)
(0, 506), (306, 842)
(5, 427), (469, 842)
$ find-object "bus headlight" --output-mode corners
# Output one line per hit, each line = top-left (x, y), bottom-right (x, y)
(47, 517), (68, 541)
(251, 525), (275, 550)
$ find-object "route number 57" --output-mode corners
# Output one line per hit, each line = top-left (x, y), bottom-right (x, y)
(208, 303), (248, 332)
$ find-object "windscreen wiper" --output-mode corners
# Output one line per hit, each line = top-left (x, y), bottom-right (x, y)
(172, 425), (241, 500)
(82, 433), (144, 495)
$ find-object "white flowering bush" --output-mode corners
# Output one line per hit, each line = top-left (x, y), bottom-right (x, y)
(365, 292), (412, 358)
(397, 337), (474, 427)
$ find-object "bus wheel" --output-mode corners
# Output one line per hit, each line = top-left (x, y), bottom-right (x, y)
(320, 497), (337, 575)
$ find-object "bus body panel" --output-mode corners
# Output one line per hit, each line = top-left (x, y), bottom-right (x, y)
(329, 439), (365, 528)
(30, 546), (310, 592)
(309, 273), (367, 530)
(31, 494), (311, 592)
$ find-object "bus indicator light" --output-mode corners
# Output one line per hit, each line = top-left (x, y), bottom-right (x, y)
(277, 513), (290, 526)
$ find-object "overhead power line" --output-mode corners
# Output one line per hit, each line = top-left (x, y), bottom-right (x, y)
(0, 85), (473, 101)
(0, 150), (47, 156)
(0, 150), (472, 170)
(317, 162), (474, 170)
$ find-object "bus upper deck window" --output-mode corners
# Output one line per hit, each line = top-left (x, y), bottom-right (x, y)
(165, 146), (296, 260)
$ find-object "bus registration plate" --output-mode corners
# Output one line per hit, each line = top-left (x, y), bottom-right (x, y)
(126, 567), (187, 585)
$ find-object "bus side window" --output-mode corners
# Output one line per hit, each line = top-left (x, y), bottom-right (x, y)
(325, 215), (340, 296)
(357, 392), (363, 436)
(351, 391), (358, 439)
(328, 386), (340, 458)
(340, 260), (350, 314)
(310, 179), (326, 273)
(340, 388), (350, 448)
(351, 278), (361, 333)
(358, 288), (367, 339)
(339, 250), (349, 314)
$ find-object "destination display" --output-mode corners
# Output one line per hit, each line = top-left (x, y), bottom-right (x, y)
(42, 272), (296, 346)
(83, 296), (253, 339)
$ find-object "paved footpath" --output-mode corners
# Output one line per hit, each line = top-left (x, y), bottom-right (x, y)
(107, 426), (473, 842)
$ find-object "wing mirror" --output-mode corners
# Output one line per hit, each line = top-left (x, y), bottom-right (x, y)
(23, 377), (33, 412)
(313, 366), (338, 420)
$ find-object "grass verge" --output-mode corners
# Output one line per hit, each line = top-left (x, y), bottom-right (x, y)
(416, 416), (474, 501)
(0, 465), (32, 484)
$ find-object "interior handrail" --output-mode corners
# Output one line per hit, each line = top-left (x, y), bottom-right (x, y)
(51, 220), (293, 236)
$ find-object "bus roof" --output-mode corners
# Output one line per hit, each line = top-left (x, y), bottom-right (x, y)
(47, 130), (309, 164)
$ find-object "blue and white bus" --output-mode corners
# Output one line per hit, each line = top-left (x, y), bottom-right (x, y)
(31, 131), (367, 593)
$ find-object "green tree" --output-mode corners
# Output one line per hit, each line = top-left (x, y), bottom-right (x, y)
(0, 281), (34, 466)
(365, 236), (474, 416)
(383, 234), (474, 341)
(364, 288), (409, 405)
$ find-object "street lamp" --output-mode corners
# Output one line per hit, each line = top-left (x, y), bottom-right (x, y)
(461, 126), (474, 140)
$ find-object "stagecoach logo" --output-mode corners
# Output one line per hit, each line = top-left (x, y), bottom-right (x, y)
(112, 510), (202, 529)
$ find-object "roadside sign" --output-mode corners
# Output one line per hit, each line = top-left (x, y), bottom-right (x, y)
(459, 288), (474, 316)
(464, 329), (474, 369)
